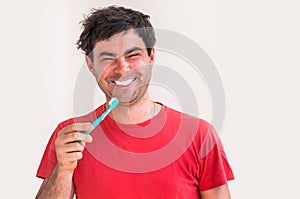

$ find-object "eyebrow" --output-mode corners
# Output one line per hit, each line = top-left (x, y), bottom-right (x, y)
(98, 51), (117, 58)
(98, 47), (142, 58)
(124, 47), (142, 55)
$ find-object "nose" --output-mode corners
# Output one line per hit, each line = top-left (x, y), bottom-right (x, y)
(114, 57), (131, 75)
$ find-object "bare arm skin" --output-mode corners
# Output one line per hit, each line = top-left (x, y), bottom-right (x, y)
(35, 123), (93, 199)
(200, 184), (231, 199)
(35, 165), (75, 199)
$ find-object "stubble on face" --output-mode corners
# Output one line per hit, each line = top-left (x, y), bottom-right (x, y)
(98, 64), (153, 106)
(90, 30), (154, 107)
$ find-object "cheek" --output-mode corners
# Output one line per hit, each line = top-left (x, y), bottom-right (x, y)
(93, 66), (110, 81)
(130, 59), (151, 69)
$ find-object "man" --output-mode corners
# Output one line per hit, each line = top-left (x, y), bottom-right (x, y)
(36, 5), (234, 198)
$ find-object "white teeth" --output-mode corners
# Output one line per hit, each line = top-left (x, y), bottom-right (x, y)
(114, 78), (134, 86)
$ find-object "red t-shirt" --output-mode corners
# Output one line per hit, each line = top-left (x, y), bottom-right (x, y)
(37, 104), (234, 198)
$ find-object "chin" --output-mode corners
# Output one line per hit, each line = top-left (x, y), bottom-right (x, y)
(115, 90), (147, 106)
(115, 96), (139, 106)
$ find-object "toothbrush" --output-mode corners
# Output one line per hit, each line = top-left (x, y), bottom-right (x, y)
(83, 97), (119, 134)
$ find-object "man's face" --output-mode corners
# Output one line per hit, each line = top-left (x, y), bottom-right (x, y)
(87, 29), (155, 105)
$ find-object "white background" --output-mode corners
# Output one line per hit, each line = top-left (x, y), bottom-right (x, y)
(0, 0), (299, 198)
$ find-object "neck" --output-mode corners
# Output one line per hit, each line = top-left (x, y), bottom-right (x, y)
(107, 92), (160, 124)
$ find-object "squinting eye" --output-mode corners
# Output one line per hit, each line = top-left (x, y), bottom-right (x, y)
(127, 53), (141, 58)
(102, 58), (114, 61)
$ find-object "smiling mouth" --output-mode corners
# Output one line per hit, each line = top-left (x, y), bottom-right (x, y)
(111, 78), (137, 86)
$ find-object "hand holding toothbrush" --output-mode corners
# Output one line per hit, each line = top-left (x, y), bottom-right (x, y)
(55, 98), (119, 172)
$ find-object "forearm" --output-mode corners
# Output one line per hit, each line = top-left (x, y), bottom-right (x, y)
(36, 123), (93, 198)
(36, 164), (75, 199)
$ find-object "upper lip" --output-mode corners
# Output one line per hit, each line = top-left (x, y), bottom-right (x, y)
(108, 72), (139, 84)
(112, 78), (136, 86)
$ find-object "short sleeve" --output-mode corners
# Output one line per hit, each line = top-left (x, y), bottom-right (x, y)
(36, 125), (61, 179)
(36, 113), (97, 179)
(198, 125), (234, 191)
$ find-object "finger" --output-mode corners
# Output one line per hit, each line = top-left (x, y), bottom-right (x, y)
(75, 134), (93, 144)
(62, 151), (83, 162)
(60, 123), (94, 134)
(81, 134), (93, 143)
(56, 131), (81, 144)
(63, 142), (85, 153)
(61, 132), (93, 144)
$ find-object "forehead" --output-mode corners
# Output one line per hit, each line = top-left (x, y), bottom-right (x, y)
(93, 29), (146, 55)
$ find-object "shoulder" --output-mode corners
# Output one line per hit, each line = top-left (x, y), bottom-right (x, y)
(56, 105), (104, 130)
(163, 105), (213, 130)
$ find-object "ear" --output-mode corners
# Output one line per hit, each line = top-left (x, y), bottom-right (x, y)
(149, 48), (155, 64)
(85, 55), (96, 76)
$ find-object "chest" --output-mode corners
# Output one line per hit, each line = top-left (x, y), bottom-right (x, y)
(74, 150), (200, 199)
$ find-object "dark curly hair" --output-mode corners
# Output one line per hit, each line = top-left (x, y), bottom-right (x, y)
(76, 5), (156, 60)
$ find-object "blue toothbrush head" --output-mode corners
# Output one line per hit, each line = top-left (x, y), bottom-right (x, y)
(109, 97), (119, 109)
